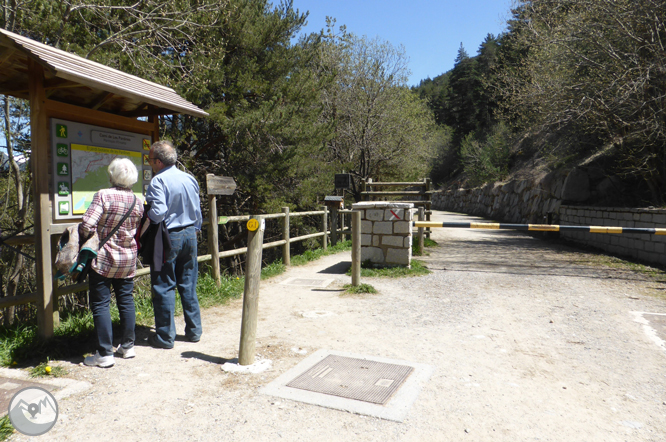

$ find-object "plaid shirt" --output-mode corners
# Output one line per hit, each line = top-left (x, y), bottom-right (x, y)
(80, 187), (144, 279)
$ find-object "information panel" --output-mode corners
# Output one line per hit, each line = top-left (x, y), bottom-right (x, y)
(51, 119), (152, 221)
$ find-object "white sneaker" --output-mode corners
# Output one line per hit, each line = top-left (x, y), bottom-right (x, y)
(115, 345), (135, 359)
(84, 351), (115, 368)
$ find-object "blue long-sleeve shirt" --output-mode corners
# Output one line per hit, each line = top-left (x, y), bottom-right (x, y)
(145, 165), (202, 231)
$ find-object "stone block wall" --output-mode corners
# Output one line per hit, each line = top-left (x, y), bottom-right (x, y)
(432, 169), (666, 266)
(560, 206), (666, 265)
(351, 202), (414, 267)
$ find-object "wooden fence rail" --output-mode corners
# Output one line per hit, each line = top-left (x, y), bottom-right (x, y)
(0, 206), (346, 311)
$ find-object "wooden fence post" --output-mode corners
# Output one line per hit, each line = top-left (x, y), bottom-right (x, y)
(208, 194), (221, 286)
(352, 210), (361, 286)
(330, 206), (338, 246)
(418, 207), (425, 256)
(322, 205), (328, 250)
(282, 207), (290, 266)
(239, 216), (265, 366)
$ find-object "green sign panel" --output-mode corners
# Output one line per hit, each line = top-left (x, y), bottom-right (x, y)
(56, 144), (68, 157)
(56, 124), (68, 138)
(57, 182), (70, 196)
(58, 201), (69, 215)
(57, 163), (69, 176)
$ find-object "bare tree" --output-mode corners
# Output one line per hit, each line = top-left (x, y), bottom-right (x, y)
(500, 0), (666, 202)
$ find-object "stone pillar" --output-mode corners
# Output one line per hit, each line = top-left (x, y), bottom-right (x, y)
(351, 202), (414, 267)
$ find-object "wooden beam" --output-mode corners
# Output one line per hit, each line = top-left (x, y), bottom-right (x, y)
(120, 107), (182, 118)
(89, 91), (115, 110)
(0, 47), (16, 69)
(29, 58), (55, 339)
(44, 98), (154, 135)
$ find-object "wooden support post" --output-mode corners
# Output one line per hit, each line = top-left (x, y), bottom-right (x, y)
(351, 210), (361, 286)
(330, 206), (338, 246)
(418, 207), (425, 256)
(282, 207), (290, 266)
(322, 205), (328, 250)
(50, 234), (60, 328)
(208, 195), (220, 286)
(29, 60), (54, 339)
(239, 216), (265, 366)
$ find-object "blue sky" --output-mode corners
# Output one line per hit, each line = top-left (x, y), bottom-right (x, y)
(291, 0), (514, 86)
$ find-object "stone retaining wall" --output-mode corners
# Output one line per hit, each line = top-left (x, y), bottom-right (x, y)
(432, 170), (666, 266)
(559, 206), (666, 265)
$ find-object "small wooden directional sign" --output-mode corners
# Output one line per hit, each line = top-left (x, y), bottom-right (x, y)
(206, 174), (237, 196)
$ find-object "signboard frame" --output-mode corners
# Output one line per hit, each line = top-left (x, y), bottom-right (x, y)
(50, 118), (152, 221)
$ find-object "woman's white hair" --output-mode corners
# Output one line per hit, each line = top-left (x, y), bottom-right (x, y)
(108, 157), (138, 189)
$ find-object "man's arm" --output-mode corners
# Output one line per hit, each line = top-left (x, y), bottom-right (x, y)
(146, 177), (168, 223)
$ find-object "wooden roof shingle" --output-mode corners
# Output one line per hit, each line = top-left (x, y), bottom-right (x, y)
(0, 28), (208, 118)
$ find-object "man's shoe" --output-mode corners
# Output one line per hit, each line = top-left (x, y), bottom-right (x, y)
(115, 345), (136, 359)
(84, 351), (115, 368)
(148, 335), (173, 349)
(186, 335), (200, 343)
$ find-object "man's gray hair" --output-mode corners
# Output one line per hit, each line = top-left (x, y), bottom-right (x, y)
(108, 157), (138, 189)
(151, 140), (177, 166)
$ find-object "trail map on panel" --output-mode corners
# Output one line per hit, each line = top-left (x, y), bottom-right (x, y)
(71, 144), (141, 214)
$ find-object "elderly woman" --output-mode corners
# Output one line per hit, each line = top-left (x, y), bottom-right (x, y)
(80, 157), (144, 368)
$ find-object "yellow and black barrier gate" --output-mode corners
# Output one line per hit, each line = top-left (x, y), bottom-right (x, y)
(412, 221), (666, 236)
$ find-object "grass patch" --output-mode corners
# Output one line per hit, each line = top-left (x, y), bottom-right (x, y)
(412, 236), (438, 256)
(0, 241), (346, 371)
(0, 417), (12, 440)
(29, 358), (66, 378)
(347, 259), (431, 278)
(343, 283), (377, 294)
(291, 240), (352, 266)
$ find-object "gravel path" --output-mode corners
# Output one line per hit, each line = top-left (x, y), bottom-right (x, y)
(10, 210), (666, 442)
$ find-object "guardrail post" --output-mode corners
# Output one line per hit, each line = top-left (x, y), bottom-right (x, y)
(282, 207), (290, 266)
(418, 207), (425, 256)
(351, 210), (361, 286)
(208, 194), (221, 286)
(322, 205), (328, 250)
(330, 206), (338, 246)
(425, 178), (432, 239)
(239, 215), (264, 365)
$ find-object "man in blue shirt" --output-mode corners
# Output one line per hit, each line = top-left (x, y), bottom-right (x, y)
(146, 140), (203, 348)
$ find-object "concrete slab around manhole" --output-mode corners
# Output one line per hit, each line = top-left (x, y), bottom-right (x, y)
(261, 349), (434, 422)
(279, 277), (335, 288)
(0, 368), (91, 417)
(631, 312), (666, 351)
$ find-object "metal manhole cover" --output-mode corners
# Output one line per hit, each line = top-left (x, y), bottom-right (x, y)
(286, 355), (413, 405)
(0, 377), (57, 417)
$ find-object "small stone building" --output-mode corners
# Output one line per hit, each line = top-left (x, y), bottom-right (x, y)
(351, 202), (414, 267)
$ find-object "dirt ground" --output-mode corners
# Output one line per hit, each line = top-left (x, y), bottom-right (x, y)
(9, 210), (666, 442)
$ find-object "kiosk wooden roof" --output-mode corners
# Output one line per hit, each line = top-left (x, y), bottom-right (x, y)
(0, 28), (208, 118)
(0, 28), (208, 339)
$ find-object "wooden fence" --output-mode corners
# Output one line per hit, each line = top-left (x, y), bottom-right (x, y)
(361, 178), (433, 237)
(0, 206), (355, 313)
